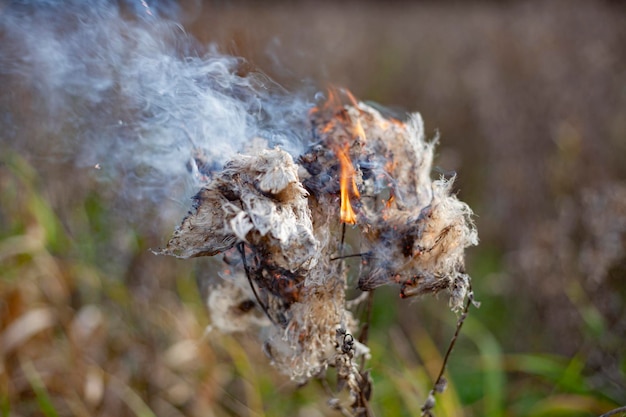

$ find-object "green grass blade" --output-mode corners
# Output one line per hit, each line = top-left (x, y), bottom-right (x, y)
(20, 360), (60, 417)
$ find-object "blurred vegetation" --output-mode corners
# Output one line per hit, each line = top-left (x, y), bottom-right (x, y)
(2, 1), (626, 416)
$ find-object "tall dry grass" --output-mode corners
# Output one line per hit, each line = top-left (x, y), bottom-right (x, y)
(1, 1), (625, 416)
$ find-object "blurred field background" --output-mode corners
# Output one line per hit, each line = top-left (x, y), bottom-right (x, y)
(1, 0), (626, 416)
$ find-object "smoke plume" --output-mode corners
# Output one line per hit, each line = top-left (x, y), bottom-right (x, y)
(0, 0), (312, 212)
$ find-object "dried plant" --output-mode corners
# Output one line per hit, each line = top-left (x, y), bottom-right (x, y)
(2, 1), (625, 415)
(161, 92), (478, 415)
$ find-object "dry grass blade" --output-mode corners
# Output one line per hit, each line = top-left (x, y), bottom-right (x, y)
(599, 406), (626, 417)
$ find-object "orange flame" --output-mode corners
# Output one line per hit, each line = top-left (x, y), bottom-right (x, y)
(343, 89), (359, 107)
(310, 86), (342, 116)
(381, 195), (395, 221)
(353, 117), (366, 141)
(385, 195), (395, 209)
(334, 144), (360, 224)
(342, 89), (367, 141)
(310, 87), (367, 224)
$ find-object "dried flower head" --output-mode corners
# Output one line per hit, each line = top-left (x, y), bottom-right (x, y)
(161, 95), (477, 411)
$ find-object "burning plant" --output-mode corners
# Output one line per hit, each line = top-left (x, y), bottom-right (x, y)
(160, 90), (478, 416)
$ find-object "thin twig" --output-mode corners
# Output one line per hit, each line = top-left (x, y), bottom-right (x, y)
(330, 252), (371, 261)
(337, 222), (348, 279)
(599, 406), (626, 417)
(421, 286), (476, 416)
(320, 379), (353, 417)
(358, 290), (375, 370)
(358, 291), (375, 345)
(355, 390), (373, 417)
(237, 242), (276, 326)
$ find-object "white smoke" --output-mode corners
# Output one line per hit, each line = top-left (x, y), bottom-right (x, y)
(0, 0), (312, 208)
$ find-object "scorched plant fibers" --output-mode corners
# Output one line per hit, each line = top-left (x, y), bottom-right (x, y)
(161, 91), (478, 416)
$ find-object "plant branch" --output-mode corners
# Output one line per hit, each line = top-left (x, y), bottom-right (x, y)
(421, 286), (476, 416)
(237, 242), (276, 326)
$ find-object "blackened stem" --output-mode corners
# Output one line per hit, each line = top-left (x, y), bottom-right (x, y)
(421, 286), (475, 416)
(237, 242), (276, 326)
(330, 252), (370, 261)
(337, 222), (347, 277)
